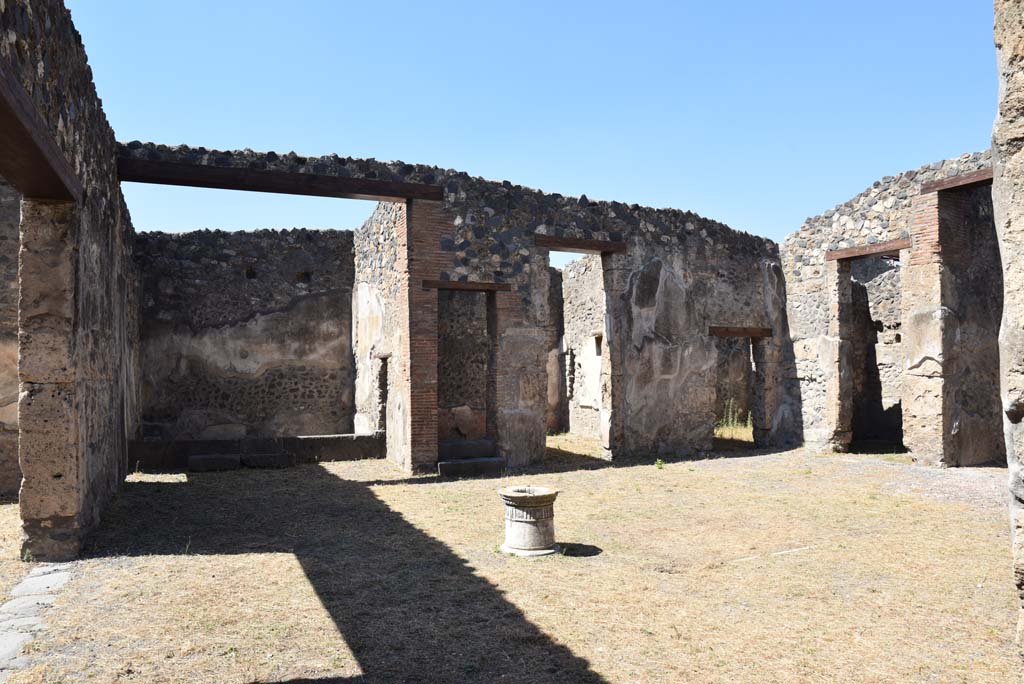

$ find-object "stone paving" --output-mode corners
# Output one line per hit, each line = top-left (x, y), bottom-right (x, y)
(0, 564), (71, 681)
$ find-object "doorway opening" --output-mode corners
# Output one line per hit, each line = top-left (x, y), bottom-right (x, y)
(713, 336), (755, 448)
(435, 287), (500, 467)
(848, 254), (905, 452)
(544, 248), (606, 462)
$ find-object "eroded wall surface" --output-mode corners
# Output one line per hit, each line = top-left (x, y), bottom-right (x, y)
(562, 256), (605, 440)
(781, 152), (990, 450)
(437, 290), (488, 440)
(993, 0), (1024, 645)
(938, 186), (1004, 466)
(0, 180), (20, 496)
(123, 143), (799, 466)
(545, 267), (567, 434)
(611, 240), (797, 456)
(352, 202), (409, 467)
(3, 0), (141, 559)
(135, 230), (354, 440)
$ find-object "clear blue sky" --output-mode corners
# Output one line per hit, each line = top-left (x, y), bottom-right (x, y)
(67, 0), (996, 267)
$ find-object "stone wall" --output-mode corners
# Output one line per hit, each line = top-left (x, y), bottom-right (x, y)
(545, 267), (567, 434)
(352, 202), (409, 467)
(995, 0), (1024, 648)
(122, 142), (798, 466)
(849, 256), (903, 442)
(0, 180), (20, 496)
(437, 289), (489, 440)
(562, 256), (605, 439)
(938, 185), (1004, 466)
(3, 0), (141, 560)
(135, 229), (355, 440)
(781, 151), (991, 450)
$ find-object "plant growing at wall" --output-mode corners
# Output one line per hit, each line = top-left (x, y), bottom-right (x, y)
(715, 399), (752, 442)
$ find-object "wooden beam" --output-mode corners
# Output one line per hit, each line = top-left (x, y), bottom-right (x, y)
(0, 69), (82, 201)
(824, 237), (911, 262)
(422, 279), (512, 292)
(919, 167), (993, 194)
(708, 326), (773, 338)
(117, 157), (444, 202)
(534, 233), (628, 254)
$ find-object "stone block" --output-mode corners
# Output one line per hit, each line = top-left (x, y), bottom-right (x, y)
(10, 571), (70, 597)
(18, 317), (74, 384)
(240, 452), (293, 469)
(187, 453), (240, 472)
(437, 456), (504, 478)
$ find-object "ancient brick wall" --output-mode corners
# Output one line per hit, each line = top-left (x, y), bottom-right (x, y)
(135, 229), (355, 440)
(781, 152), (990, 450)
(2, 0), (141, 559)
(0, 179), (19, 496)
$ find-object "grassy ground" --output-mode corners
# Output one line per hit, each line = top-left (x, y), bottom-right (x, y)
(0, 498), (30, 599)
(6, 441), (1020, 683)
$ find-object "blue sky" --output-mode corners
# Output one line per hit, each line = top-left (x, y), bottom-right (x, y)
(67, 0), (996, 267)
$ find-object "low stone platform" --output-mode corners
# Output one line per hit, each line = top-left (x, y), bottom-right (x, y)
(130, 432), (385, 473)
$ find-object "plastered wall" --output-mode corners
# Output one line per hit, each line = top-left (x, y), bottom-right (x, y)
(135, 229), (355, 440)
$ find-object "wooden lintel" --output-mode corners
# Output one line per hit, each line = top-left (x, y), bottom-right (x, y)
(708, 326), (772, 339)
(824, 237), (912, 262)
(117, 156), (444, 202)
(422, 279), (512, 292)
(919, 167), (993, 194)
(534, 233), (628, 254)
(0, 69), (82, 201)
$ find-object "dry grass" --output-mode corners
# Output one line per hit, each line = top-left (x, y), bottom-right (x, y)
(6, 442), (1021, 683)
(0, 498), (30, 599)
(713, 422), (753, 443)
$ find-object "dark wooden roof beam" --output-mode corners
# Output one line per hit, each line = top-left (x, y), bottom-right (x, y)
(421, 279), (512, 292)
(824, 237), (911, 262)
(919, 167), (993, 194)
(0, 69), (82, 201)
(117, 157), (443, 202)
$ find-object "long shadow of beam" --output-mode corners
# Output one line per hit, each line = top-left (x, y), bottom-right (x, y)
(82, 464), (605, 684)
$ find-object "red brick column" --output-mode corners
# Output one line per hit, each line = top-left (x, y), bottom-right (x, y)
(404, 199), (447, 473)
(901, 191), (953, 464)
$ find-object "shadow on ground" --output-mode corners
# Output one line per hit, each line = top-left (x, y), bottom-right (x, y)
(82, 465), (605, 684)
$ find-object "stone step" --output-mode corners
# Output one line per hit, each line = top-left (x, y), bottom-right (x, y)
(240, 452), (294, 469)
(438, 439), (496, 461)
(187, 453), (241, 472)
(437, 456), (505, 478)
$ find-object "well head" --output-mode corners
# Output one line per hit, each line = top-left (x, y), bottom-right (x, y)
(498, 485), (559, 507)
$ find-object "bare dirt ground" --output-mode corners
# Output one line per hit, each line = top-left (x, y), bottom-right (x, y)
(5, 439), (1020, 683)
